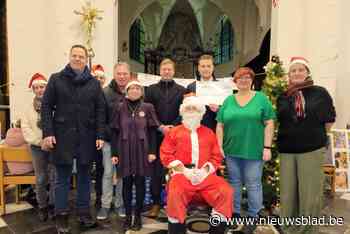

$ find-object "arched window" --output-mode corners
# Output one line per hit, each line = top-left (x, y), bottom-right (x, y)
(129, 18), (145, 64)
(214, 16), (234, 65)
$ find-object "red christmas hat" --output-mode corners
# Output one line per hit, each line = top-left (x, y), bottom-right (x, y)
(91, 64), (105, 77)
(289, 56), (310, 71)
(28, 73), (47, 88)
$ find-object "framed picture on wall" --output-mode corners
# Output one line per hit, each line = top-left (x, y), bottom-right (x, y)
(331, 129), (350, 192)
(335, 170), (349, 192)
(334, 152), (349, 169)
(333, 130), (347, 150)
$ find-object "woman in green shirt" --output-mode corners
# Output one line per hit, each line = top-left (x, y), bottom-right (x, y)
(216, 67), (275, 233)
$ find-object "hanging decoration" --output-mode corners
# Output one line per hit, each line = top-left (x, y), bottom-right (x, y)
(74, 1), (103, 67)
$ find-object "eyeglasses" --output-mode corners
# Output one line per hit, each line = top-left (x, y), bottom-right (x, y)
(237, 76), (252, 81)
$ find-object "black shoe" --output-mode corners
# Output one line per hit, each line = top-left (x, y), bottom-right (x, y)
(78, 213), (97, 228)
(241, 216), (257, 234)
(48, 205), (56, 220)
(131, 214), (142, 231)
(228, 213), (240, 230)
(209, 222), (227, 234)
(56, 213), (70, 234)
(38, 207), (48, 222)
(168, 222), (186, 234)
(123, 215), (132, 231)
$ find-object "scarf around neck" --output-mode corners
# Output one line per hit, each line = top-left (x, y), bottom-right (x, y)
(62, 64), (92, 85)
(286, 78), (314, 120)
(33, 96), (43, 129)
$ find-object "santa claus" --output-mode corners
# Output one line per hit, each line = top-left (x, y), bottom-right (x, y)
(160, 96), (233, 234)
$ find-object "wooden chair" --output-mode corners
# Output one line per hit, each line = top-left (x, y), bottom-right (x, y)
(323, 164), (336, 196)
(166, 164), (227, 233)
(0, 144), (36, 215)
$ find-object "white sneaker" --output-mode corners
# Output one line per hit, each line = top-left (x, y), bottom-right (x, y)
(96, 207), (109, 220)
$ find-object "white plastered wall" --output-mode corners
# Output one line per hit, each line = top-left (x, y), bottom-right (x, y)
(271, 0), (349, 127)
(7, 0), (117, 122)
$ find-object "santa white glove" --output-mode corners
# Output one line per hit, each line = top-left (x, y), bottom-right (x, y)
(183, 168), (194, 181)
(190, 167), (209, 185)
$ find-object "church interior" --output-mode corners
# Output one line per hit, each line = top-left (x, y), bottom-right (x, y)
(0, 0), (350, 233)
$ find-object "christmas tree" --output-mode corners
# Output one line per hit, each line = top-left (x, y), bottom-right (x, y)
(261, 55), (288, 212)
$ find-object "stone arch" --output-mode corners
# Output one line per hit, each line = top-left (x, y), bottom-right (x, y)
(157, 0), (203, 51)
(125, 0), (270, 46)
(127, 0), (231, 45)
(119, 0), (271, 72)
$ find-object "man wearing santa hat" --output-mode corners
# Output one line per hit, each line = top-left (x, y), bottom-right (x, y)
(90, 64), (106, 208)
(91, 64), (106, 88)
(22, 73), (56, 221)
(160, 96), (233, 234)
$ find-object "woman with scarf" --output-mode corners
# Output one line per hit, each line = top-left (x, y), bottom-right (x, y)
(21, 73), (55, 221)
(111, 81), (159, 231)
(277, 57), (336, 234)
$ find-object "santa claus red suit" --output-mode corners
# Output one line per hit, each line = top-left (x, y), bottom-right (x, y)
(160, 96), (233, 234)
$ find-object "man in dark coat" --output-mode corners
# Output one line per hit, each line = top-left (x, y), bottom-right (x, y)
(144, 58), (186, 218)
(41, 45), (105, 233)
(186, 54), (219, 131)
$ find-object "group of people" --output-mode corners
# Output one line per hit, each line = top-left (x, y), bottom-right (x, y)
(20, 44), (335, 234)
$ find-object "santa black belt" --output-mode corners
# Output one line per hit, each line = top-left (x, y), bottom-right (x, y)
(184, 164), (195, 169)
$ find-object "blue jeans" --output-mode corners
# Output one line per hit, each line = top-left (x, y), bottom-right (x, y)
(30, 145), (56, 209)
(54, 163), (91, 215)
(225, 156), (264, 217)
(101, 142), (123, 209)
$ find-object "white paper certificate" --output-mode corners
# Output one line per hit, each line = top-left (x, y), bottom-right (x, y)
(137, 73), (194, 88)
(196, 78), (236, 105)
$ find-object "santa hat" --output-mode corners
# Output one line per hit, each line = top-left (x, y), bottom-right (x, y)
(91, 64), (105, 77)
(125, 80), (143, 91)
(289, 56), (310, 72)
(28, 73), (47, 88)
(179, 96), (206, 116)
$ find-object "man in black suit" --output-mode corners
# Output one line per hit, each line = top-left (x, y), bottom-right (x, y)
(144, 58), (186, 218)
(186, 54), (219, 131)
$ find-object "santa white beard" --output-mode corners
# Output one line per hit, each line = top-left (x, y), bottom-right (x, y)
(182, 112), (203, 131)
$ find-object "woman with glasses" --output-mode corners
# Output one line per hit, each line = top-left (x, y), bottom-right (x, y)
(216, 67), (275, 234)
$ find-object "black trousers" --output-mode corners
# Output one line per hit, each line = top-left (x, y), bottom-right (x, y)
(150, 158), (164, 205)
(151, 134), (165, 205)
(123, 175), (145, 215)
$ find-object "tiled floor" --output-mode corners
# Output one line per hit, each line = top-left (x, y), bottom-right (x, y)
(0, 193), (349, 234)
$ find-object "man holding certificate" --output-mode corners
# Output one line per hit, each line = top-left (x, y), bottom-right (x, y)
(186, 54), (220, 131)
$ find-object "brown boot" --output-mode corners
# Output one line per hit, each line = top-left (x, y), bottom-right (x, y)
(146, 204), (161, 218)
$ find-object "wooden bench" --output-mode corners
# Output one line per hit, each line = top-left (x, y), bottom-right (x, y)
(0, 144), (36, 215)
